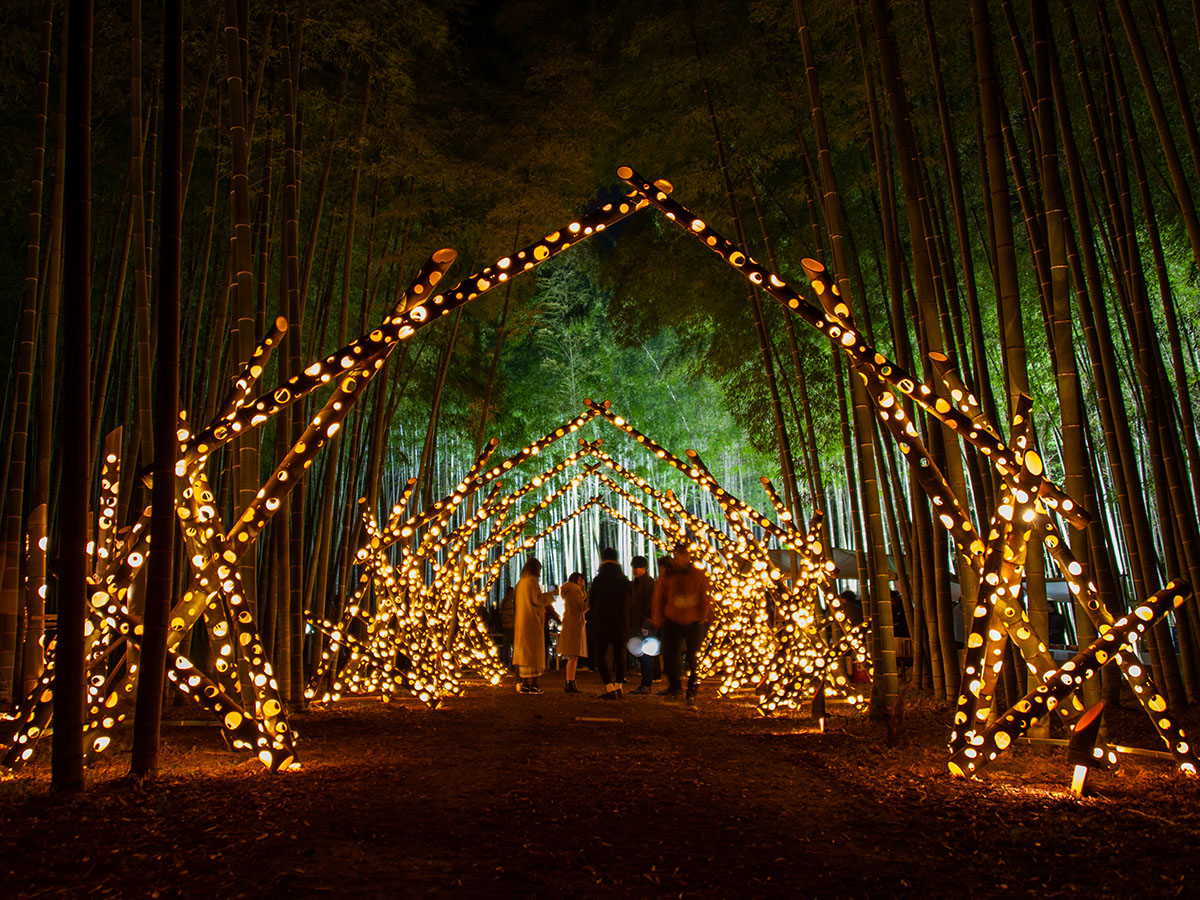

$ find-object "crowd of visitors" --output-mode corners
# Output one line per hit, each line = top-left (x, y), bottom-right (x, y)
(497, 545), (914, 707)
(507, 542), (711, 706)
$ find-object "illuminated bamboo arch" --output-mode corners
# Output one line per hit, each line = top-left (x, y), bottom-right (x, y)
(613, 165), (1195, 777)
(4, 188), (663, 772)
(6, 166), (1192, 782)
(309, 401), (868, 717)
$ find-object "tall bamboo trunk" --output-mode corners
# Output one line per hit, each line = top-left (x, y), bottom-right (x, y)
(181, 13), (220, 214)
(474, 216), (520, 456)
(966, 0), (1046, 713)
(183, 108), (223, 420)
(1063, 0), (1162, 648)
(921, 0), (1002, 524)
(744, 153), (816, 530)
(279, 16), (305, 698)
(130, 0), (181, 780)
(1031, 0), (1102, 707)
(53, 0), (92, 793)
(224, 0), (259, 621)
(1102, 4), (1198, 700)
(1087, 3), (1187, 703)
(1049, 19), (1129, 703)
(797, 0), (896, 710)
(126, 0), (153, 642)
(1105, 26), (1200, 696)
(31, 6), (70, 693)
(309, 67), (370, 623)
(20, 505), (47, 700)
(869, 0), (978, 596)
(0, 0), (53, 706)
(1113, 0), (1200, 278)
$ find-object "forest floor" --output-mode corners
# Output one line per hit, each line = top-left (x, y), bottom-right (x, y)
(2, 670), (1200, 899)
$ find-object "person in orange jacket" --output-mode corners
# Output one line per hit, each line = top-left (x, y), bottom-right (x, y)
(651, 541), (711, 707)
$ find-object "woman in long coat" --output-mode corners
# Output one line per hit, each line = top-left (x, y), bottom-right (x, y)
(558, 572), (588, 693)
(513, 557), (557, 694)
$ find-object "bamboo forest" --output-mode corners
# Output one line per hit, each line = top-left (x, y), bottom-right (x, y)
(3, 0), (1200, 896)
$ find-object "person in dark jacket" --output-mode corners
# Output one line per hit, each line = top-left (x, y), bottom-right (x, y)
(589, 547), (631, 699)
(628, 555), (657, 694)
(499, 587), (516, 668)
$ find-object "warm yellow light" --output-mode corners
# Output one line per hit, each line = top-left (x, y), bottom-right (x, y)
(1070, 764), (1088, 797)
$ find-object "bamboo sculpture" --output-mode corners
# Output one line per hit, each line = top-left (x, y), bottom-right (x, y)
(4, 188), (660, 771)
(7, 166), (1192, 783)
(615, 165), (1195, 776)
(311, 402), (869, 719)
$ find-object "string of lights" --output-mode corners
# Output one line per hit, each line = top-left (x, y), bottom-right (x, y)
(617, 165), (1195, 776)
(5, 188), (662, 773)
(11, 165), (1190, 784)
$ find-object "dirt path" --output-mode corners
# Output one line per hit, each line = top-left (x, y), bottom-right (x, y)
(3, 672), (1199, 898)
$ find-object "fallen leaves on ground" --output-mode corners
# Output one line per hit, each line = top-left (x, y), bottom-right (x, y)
(2, 678), (1199, 898)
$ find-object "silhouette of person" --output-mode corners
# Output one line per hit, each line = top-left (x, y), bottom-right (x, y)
(499, 586), (516, 667)
(628, 555), (657, 694)
(590, 547), (631, 699)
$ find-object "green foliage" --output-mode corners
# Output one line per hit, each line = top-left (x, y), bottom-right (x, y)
(488, 254), (775, 491)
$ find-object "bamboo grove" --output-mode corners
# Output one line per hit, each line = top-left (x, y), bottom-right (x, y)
(2, 0), (1200, 781)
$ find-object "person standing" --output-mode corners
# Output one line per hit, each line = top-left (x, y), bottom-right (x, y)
(628, 555), (657, 694)
(513, 557), (556, 694)
(544, 599), (562, 672)
(499, 586), (516, 668)
(652, 541), (711, 707)
(652, 555), (677, 697)
(589, 547), (631, 699)
(558, 572), (588, 693)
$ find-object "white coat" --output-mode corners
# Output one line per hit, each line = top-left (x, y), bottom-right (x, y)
(512, 573), (556, 672)
(558, 580), (588, 658)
